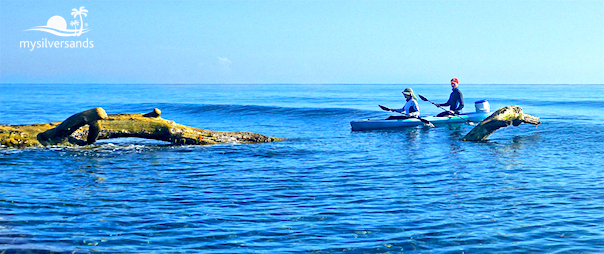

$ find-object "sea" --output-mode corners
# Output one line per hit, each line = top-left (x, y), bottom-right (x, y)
(1, 84), (603, 253)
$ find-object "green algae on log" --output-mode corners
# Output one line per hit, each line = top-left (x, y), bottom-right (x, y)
(0, 108), (284, 148)
(462, 106), (541, 142)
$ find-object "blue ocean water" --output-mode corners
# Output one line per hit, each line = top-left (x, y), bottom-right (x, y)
(1, 84), (603, 253)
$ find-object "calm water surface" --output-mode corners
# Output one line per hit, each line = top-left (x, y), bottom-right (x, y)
(1, 84), (603, 253)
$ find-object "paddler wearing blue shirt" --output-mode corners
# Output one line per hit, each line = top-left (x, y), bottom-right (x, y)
(436, 78), (464, 117)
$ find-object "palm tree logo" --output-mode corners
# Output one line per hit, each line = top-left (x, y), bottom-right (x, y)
(70, 20), (79, 36)
(25, 6), (90, 37)
(71, 7), (88, 36)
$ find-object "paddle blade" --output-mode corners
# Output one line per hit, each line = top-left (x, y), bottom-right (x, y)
(418, 94), (429, 102)
(420, 119), (434, 128)
(378, 105), (390, 111)
(415, 116), (434, 127)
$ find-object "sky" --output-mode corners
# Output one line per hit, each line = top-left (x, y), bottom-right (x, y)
(1, 0), (602, 84)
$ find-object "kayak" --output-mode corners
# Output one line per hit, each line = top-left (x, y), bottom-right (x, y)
(350, 111), (491, 131)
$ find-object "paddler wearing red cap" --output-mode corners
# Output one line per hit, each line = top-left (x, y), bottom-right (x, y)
(436, 78), (464, 117)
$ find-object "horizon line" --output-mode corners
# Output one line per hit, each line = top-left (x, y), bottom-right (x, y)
(1, 83), (603, 86)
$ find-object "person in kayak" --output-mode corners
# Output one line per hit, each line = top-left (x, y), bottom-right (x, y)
(436, 78), (464, 117)
(386, 88), (420, 120)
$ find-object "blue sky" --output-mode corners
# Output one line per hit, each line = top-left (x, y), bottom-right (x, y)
(1, 0), (602, 84)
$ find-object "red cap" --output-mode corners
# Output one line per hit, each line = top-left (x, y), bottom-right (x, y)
(450, 78), (459, 85)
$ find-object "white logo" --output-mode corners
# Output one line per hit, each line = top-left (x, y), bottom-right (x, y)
(25, 6), (89, 37)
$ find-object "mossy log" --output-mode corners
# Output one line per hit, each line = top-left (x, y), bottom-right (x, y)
(462, 106), (540, 141)
(0, 108), (284, 148)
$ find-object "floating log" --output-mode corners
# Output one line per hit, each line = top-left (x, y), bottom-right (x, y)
(0, 108), (283, 148)
(462, 106), (540, 142)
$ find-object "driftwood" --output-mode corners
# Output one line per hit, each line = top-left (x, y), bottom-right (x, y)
(37, 107), (108, 146)
(462, 106), (540, 141)
(0, 108), (283, 148)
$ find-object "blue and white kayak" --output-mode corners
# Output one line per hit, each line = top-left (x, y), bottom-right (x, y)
(350, 100), (492, 131)
(350, 112), (490, 131)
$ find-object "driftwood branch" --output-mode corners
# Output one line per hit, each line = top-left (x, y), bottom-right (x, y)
(37, 107), (108, 146)
(462, 106), (540, 142)
(0, 107), (283, 148)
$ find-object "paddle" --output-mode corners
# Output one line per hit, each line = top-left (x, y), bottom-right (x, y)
(378, 105), (434, 127)
(417, 94), (475, 126)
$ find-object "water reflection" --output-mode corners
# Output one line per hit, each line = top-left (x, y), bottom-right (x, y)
(479, 132), (543, 154)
